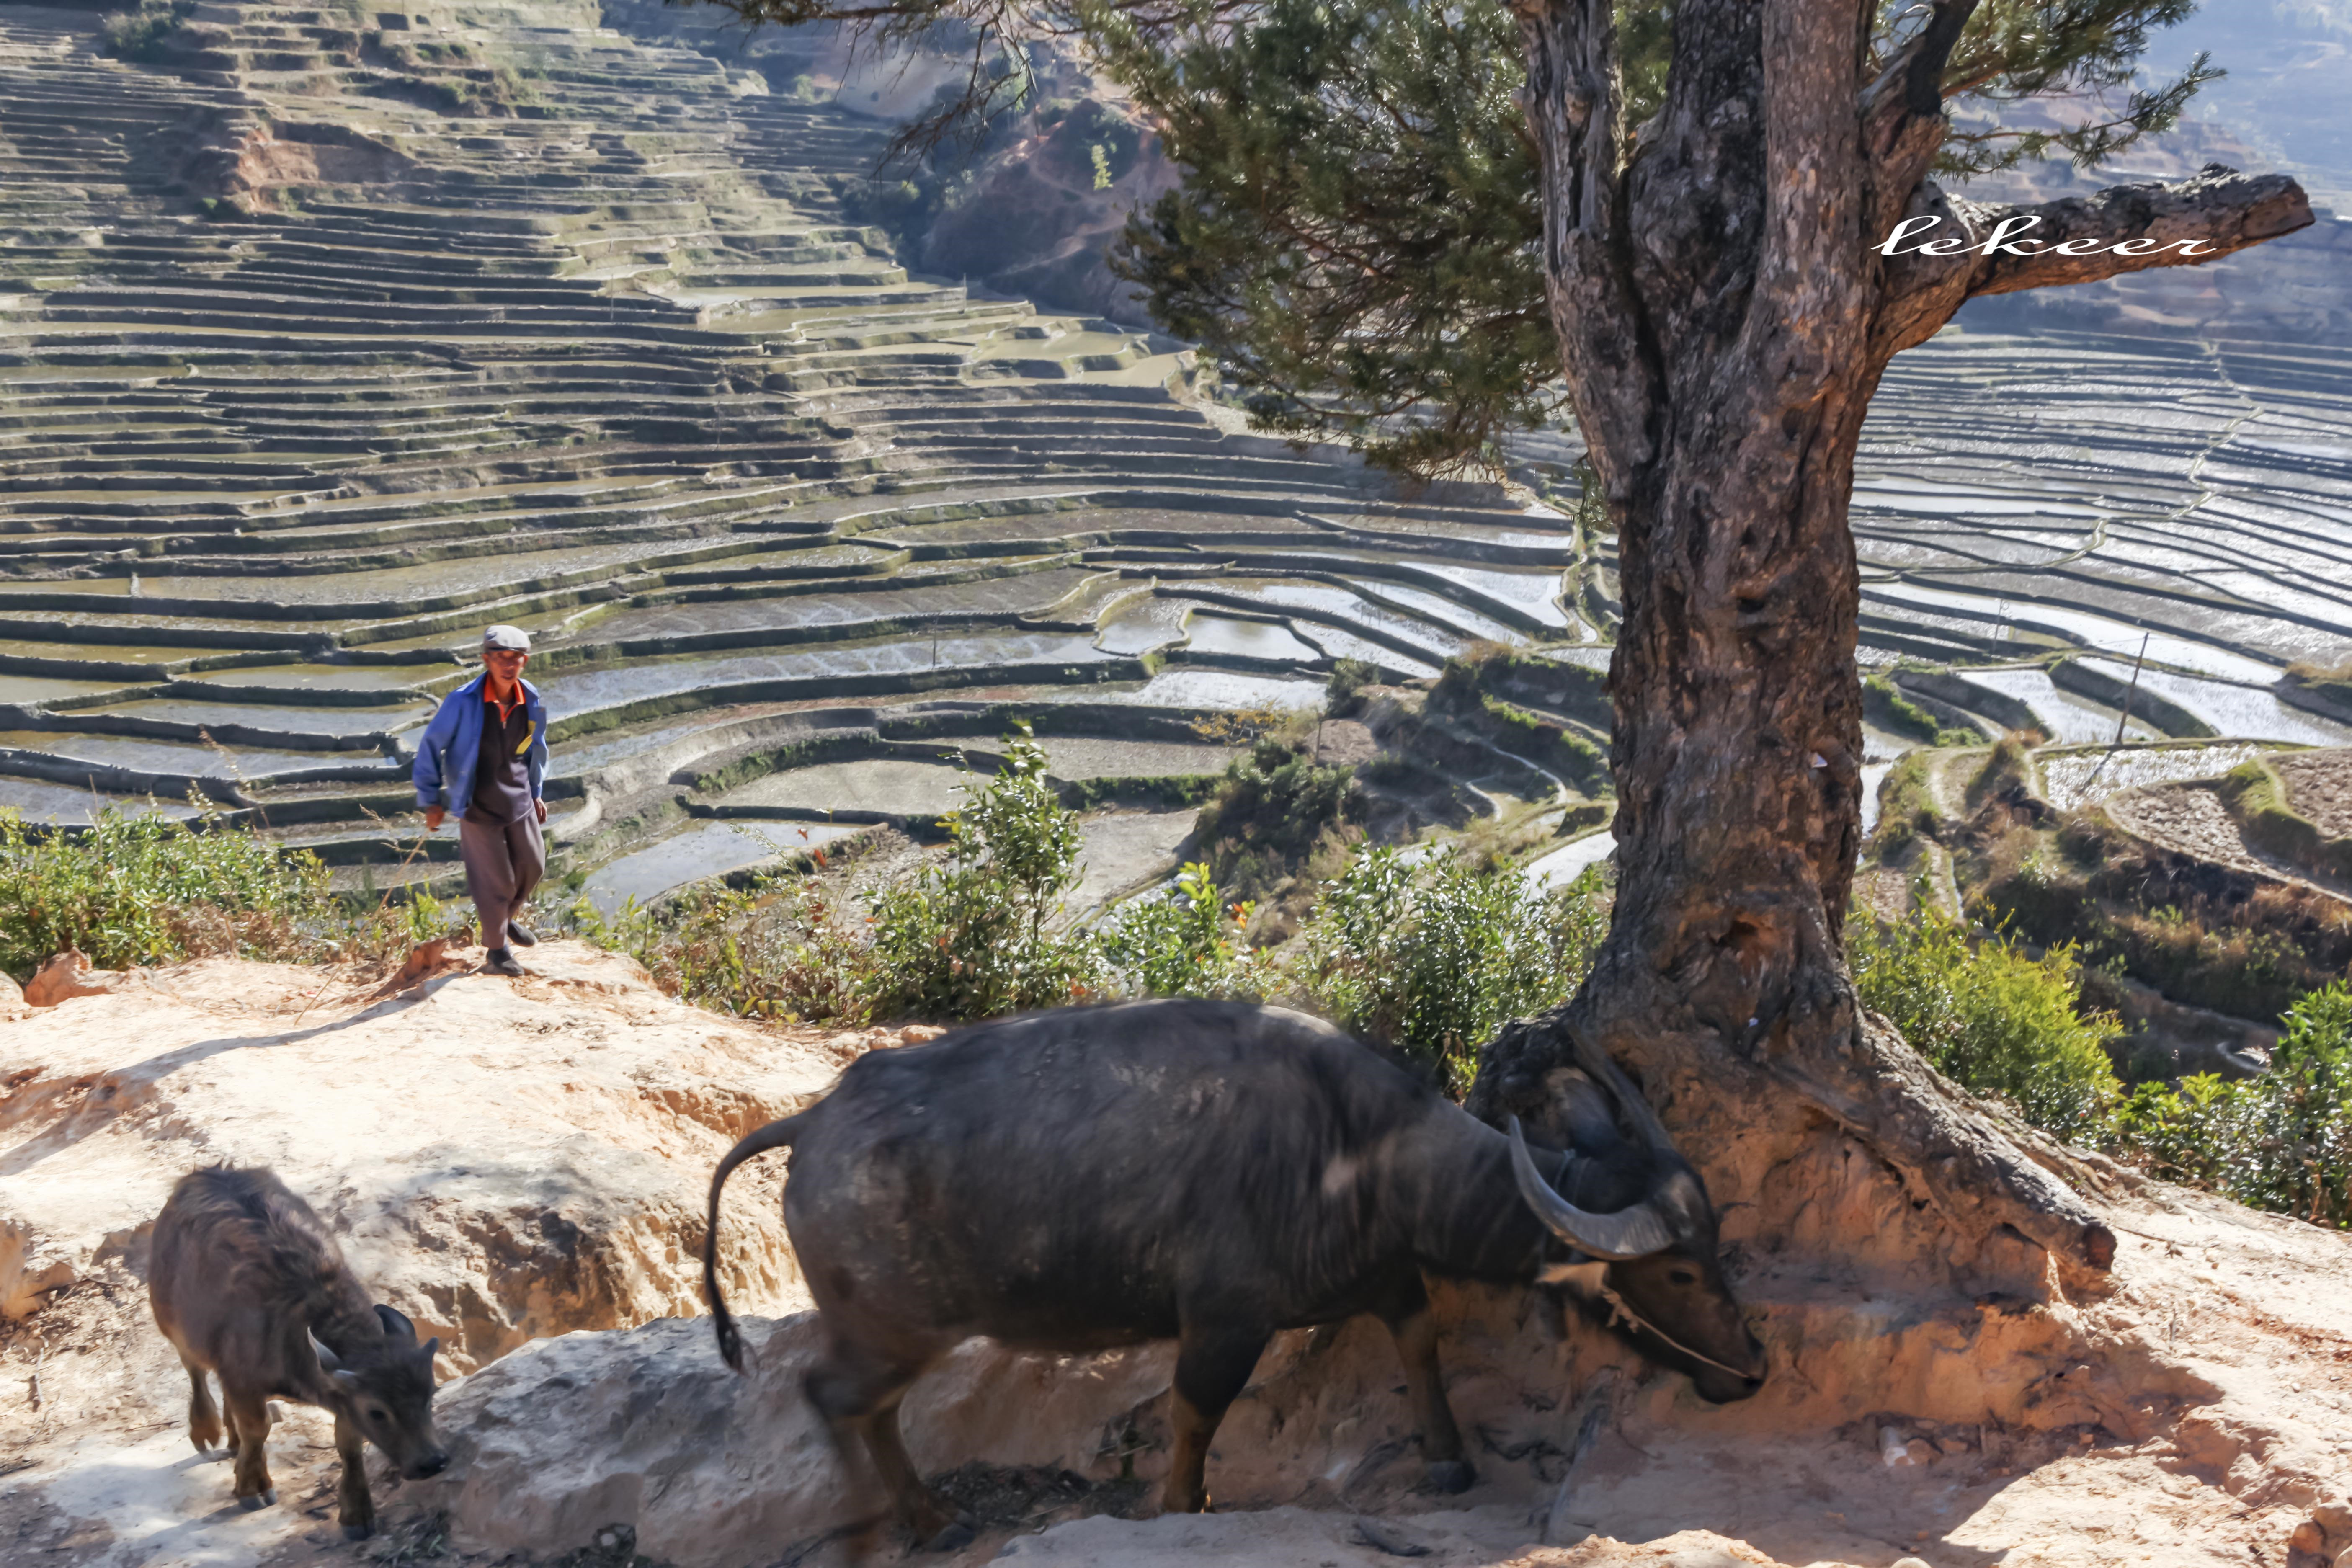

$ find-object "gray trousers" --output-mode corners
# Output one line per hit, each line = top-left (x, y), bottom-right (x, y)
(459, 812), (544, 948)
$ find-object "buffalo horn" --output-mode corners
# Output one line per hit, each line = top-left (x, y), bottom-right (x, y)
(1571, 1026), (1680, 1159)
(1507, 1116), (1674, 1261)
(309, 1330), (344, 1374)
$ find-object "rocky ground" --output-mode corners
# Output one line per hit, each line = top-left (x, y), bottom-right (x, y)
(3, 947), (2349, 1568)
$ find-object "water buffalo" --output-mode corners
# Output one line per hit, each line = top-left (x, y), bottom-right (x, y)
(703, 999), (1763, 1548)
(150, 1166), (449, 1540)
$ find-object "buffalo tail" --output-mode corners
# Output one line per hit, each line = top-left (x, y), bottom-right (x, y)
(703, 1112), (807, 1373)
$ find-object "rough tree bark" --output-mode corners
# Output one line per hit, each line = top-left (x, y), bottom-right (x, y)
(1466, 0), (2312, 1295)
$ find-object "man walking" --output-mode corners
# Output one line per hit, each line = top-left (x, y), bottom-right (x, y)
(414, 624), (549, 977)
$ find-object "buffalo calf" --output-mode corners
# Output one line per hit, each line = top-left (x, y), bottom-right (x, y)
(149, 1166), (448, 1540)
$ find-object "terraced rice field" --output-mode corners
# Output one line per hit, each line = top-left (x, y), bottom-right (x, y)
(3, 0), (2350, 905)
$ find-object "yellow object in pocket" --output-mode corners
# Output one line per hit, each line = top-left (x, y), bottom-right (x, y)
(515, 720), (534, 756)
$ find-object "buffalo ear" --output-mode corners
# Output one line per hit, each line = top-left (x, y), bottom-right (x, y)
(309, 1330), (343, 1375)
(419, 1336), (442, 1365)
(374, 1304), (418, 1342)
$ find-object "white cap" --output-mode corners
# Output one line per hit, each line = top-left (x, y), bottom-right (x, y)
(482, 624), (531, 652)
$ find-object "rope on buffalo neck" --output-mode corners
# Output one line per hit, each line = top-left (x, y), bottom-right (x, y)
(1594, 1281), (1754, 1382)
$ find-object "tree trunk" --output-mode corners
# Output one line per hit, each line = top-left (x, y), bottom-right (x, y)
(1475, 0), (2312, 1297)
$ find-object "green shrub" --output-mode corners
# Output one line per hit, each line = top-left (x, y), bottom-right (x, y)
(1326, 658), (1382, 717)
(1850, 907), (2122, 1141)
(2110, 983), (2352, 1226)
(1294, 847), (1607, 1087)
(564, 872), (877, 1025)
(0, 805), (330, 979)
(1194, 736), (1359, 900)
(1869, 752), (1941, 858)
(1099, 861), (1271, 1001)
(99, 0), (192, 62)
(864, 722), (1107, 1021)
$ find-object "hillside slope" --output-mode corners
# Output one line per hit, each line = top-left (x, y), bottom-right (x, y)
(3, 949), (2349, 1568)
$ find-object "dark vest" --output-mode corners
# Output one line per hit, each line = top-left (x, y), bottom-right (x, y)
(466, 691), (535, 824)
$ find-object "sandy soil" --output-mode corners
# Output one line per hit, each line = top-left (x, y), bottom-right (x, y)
(1, 955), (2347, 1568)
(0, 944), (908, 1568)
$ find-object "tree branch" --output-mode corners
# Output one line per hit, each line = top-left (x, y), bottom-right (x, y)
(1871, 163), (2313, 362)
(1510, 0), (1655, 480)
(1860, 0), (1979, 244)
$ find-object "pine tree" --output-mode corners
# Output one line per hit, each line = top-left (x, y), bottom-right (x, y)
(696, 0), (2312, 1318)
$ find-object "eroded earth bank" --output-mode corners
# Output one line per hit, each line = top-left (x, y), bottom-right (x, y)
(3, 944), (2349, 1568)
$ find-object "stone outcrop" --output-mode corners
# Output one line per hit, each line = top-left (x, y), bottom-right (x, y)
(18, 947), (119, 1006)
(410, 1185), (2352, 1568)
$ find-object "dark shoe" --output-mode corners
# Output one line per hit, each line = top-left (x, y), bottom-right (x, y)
(482, 948), (525, 978)
(506, 921), (538, 947)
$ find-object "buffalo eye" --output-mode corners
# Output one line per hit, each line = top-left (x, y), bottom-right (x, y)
(1669, 1268), (1698, 1287)
(367, 1407), (389, 1424)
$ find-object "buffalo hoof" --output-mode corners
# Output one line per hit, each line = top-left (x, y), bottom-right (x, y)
(237, 1490), (276, 1511)
(1425, 1460), (1475, 1494)
(923, 1515), (978, 1553)
(342, 1524), (374, 1542)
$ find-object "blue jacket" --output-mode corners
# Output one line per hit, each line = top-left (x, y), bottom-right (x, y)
(413, 674), (549, 818)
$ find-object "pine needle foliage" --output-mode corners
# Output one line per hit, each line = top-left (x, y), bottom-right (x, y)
(1099, 0), (1562, 474)
(691, 0), (2222, 474)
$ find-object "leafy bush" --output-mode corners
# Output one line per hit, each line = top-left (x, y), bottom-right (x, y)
(563, 869), (877, 1025)
(1294, 847), (1607, 1087)
(1194, 736), (1359, 900)
(1326, 658), (1382, 717)
(2110, 983), (2352, 1226)
(0, 804), (460, 979)
(1099, 861), (1271, 1001)
(0, 805), (331, 979)
(99, 0), (192, 61)
(1870, 752), (1941, 858)
(1850, 907), (2122, 1141)
(864, 723), (1107, 1021)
